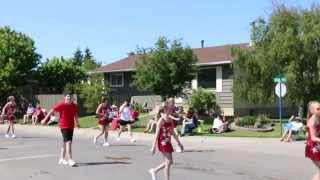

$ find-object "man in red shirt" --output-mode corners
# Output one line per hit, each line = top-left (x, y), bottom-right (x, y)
(42, 94), (79, 167)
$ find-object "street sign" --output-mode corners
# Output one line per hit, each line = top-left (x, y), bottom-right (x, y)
(273, 74), (287, 83)
(275, 83), (286, 97)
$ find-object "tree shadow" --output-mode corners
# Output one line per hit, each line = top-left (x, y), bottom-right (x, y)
(0, 148), (8, 150)
(76, 161), (132, 167)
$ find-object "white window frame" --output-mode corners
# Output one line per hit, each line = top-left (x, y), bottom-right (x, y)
(109, 72), (124, 87)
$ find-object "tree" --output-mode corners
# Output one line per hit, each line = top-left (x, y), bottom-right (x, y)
(36, 57), (86, 93)
(132, 37), (197, 99)
(0, 26), (41, 97)
(82, 48), (101, 70)
(72, 48), (83, 66)
(232, 5), (320, 111)
(79, 74), (110, 114)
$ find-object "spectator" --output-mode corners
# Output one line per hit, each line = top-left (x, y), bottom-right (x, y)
(210, 115), (228, 134)
(280, 115), (304, 142)
(180, 108), (197, 136)
(32, 104), (46, 125)
(144, 106), (164, 133)
(47, 113), (58, 126)
(23, 104), (35, 124)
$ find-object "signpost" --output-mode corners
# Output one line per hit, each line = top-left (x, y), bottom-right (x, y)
(273, 74), (287, 135)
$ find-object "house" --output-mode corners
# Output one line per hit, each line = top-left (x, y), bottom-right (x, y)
(96, 43), (250, 116)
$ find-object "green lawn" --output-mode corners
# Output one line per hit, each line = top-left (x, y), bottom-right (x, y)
(78, 115), (99, 128)
(78, 114), (305, 139)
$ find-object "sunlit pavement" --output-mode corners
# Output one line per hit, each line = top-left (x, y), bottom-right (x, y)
(0, 125), (314, 180)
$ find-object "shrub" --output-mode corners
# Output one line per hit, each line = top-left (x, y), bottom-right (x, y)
(132, 102), (144, 113)
(188, 88), (216, 115)
(235, 116), (256, 127)
(254, 114), (272, 128)
(235, 115), (272, 128)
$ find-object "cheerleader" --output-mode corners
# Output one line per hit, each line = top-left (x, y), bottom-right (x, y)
(1, 96), (17, 138)
(150, 105), (184, 180)
(94, 96), (112, 146)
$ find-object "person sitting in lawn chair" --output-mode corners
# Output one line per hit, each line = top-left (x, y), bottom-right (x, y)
(180, 108), (198, 136)
(280, 115), (304, 142)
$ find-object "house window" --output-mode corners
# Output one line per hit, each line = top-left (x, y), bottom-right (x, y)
(198, 67), (216, 89)
(110, 72), (124, 87)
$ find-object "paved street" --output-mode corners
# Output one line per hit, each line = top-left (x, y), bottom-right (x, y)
(0, 125), (315, 180)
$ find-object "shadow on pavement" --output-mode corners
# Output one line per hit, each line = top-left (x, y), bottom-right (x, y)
(183, 149), (216, 153)
(76, 161), (132, 167)
(110, 144), (146, 147)
(15, 137), (49, 139)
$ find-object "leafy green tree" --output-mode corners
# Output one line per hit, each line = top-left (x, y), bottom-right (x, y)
(83, 48), (101, 70)
(72, 48), (83, 66)
(36, 57), (86, 93)
(0, 26), (41, 97)
(79, 74), (110, 113)
(232, 5), (320, 111)
(132, 37), (197, 99)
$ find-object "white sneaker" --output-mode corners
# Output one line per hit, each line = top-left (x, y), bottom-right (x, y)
(103, 142), (110, 147)
(68, 159), (76, 167)
(93, 136), (97, 144)
(149, 169), (157, 180)
(5, 134), (9, 138)
(58, 159), (68, 165)
(11, 134), (15, 138)
(116, 137), (121, 142)
(130, 138), (136, 143)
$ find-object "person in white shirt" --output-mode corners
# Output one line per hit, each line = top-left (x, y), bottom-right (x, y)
(211, 115), (228, 134)
(117, 101), (136, 142)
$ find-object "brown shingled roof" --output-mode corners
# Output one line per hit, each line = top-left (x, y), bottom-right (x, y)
(95, 43), (249, 73)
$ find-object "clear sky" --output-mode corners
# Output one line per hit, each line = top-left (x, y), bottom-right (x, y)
(0, 0), (318, 65)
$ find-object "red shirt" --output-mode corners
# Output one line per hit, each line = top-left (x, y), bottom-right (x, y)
(53, 102), (78, 129)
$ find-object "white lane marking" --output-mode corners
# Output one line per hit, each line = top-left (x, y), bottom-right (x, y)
(0, 154), (56, 162)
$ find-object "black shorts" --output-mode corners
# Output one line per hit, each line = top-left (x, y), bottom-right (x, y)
(119, 120), (132, 126)
(61, 129), (74, 142)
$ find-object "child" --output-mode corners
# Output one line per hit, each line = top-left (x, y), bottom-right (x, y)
(144, 106), (164, 133)
(150, 105), (184, 180)
(1, 96), (17, 138)
(94, 96), (112, 147)
(32, 104), (46, 125)
(117, 101), (136, 142)
(305, 101), (320, 180)
(42, 94), (79, 167)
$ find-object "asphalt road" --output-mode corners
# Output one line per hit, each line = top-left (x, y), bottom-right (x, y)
(0, 125), (315, 180)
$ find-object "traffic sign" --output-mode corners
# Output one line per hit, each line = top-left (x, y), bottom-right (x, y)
(275, 83), (287, 97)
(273, 74), (287, 83)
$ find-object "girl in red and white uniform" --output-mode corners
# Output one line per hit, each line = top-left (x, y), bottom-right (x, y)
(94, 96), (112, 147)
(1, 96), (17, 138)
(150, 105), (184, 180)
(305, 101), (320, 180)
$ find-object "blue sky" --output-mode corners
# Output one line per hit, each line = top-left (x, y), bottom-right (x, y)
(0, 0), (318, 65)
